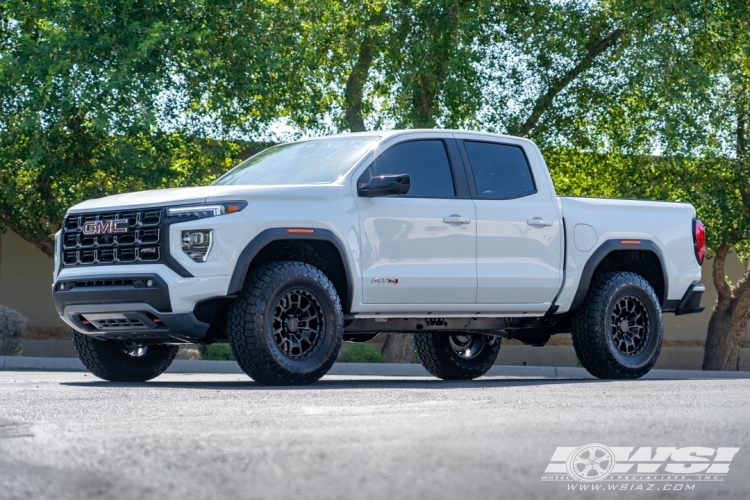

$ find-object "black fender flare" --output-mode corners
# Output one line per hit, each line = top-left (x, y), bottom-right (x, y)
(569, 239), (668, 311)
(227, 228), (355, 312)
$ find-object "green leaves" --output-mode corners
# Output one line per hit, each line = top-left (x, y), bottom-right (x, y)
(0, 1), (281, 253)
(546, 150), (750, 261)
(0, 0), (749, 266)
(0, 122), (245, 254)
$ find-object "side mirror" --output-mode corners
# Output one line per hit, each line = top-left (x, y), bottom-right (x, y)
(358, 174), (411, 197)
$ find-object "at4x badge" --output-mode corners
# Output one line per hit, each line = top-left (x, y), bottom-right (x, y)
(371, 278), (399, 284)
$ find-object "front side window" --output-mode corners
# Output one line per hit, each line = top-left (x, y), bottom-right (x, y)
(213, 136), (379, 186)
(361, 140), (455, 198)
(464, 141), (536, 199)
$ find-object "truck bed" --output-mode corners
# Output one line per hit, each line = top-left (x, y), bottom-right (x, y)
(553, 196), (701, 313)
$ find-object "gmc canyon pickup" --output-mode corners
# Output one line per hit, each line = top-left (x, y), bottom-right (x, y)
(52, 130), (706, 384)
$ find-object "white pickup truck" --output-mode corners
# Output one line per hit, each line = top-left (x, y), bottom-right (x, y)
(52, 130), (706, 384)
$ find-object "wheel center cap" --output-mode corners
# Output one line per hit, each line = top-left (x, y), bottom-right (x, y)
(286, 317), (300, 333)
(619, 319), (630, 333)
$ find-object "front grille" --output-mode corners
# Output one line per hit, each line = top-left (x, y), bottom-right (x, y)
(62, 209), (162, 267)
(74, 279), (136, 287)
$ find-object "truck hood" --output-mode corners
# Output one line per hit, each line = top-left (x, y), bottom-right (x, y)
(67, 184), (344, 213)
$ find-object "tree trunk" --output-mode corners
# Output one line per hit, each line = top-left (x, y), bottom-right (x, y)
(702, 246), (750, 370)
(344, 33), (374, 132)
(704, 88), (750, 370)
(703, 302), (744, 370)
(381, 333), (414, 363)
(409, 74), (438, 128)
(405, 2), (472, 128)
(510, 28), (624, 137)
(343, 10), (388, 133)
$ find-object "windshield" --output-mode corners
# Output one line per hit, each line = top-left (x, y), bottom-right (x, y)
(213, 136), (379, 186)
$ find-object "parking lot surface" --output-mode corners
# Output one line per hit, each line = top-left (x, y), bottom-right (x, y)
(1, 371), (749, 499)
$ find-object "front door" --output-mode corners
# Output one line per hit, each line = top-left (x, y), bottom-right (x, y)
(356, 138), (477, 304)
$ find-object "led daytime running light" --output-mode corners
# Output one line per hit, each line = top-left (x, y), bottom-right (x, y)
(166, 202), (247, 219)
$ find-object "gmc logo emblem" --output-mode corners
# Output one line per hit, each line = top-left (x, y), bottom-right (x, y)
(82, 219), (129, 235)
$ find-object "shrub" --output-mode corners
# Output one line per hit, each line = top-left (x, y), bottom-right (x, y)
(175, 347), (201, 360)
(339, 343), (384, 363)
(199, 344), (235, 360)
(0, 305), (27, 356)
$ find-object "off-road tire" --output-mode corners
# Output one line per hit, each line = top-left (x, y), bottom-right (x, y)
(572, 271), (663, 379)
(414, 332), (501, 380)
(227, 261), (344, 385)
(72, 330), (178, 382)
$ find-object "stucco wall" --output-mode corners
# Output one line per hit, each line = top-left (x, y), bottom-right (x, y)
(0, 230), (66, 328)
(663, 250), (750, 341)
(0, 228), (748, 339)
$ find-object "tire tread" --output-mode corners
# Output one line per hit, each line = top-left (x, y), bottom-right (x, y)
(414, 332), (500, 380)
(72, 330), (177, 382)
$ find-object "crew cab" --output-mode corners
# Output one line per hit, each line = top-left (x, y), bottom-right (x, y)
(52, 130), (706, 384)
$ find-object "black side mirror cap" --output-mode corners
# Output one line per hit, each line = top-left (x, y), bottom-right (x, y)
(357, 174), (411, 197)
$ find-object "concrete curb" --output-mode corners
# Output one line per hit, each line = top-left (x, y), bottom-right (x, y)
(3, 356), (750, 380)
(0, 355), (86, 371)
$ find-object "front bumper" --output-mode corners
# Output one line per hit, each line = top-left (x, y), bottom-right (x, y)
(52, 271), (220, 343)
(53, 274), (172, 314)
(61, 302), (210, 343)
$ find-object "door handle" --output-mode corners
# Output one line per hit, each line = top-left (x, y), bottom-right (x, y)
(443, 215), (472, 225)
(526, 218), (553, 227)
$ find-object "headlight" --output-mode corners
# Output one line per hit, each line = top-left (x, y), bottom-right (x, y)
(53, 230), (61, 275)
(182, 230), (213, 262)
(166, 201), (247, 219)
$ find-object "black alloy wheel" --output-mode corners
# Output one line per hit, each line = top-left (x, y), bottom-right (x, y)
(609, 295), (651, 357)
(272, 289), (326, 360)
(447, 333), (488, 360)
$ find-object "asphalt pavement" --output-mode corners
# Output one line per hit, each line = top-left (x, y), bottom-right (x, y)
(1, 371), (749, 500)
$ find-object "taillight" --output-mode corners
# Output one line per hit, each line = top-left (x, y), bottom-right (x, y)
(693, 218), (706, 265)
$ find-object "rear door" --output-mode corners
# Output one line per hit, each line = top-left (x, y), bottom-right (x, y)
(457, 137), (563, 307)
(355, 135), (477, 305)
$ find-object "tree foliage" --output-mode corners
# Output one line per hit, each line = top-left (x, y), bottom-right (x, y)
(0, 1), (283, 254)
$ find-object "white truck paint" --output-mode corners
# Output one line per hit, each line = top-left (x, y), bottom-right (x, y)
(52, 129), (706, 383)
(53, 129), (703, 317)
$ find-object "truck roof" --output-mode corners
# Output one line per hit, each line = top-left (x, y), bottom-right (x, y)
(301, 128), (533, 145)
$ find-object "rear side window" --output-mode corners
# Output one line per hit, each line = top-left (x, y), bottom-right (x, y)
(464, 141), (536, 199)
(363, 140), (455, 198)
